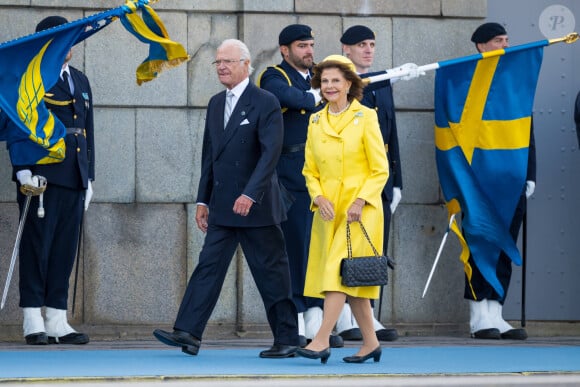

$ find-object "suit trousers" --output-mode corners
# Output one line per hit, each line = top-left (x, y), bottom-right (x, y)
(464, 192), (527, 303)
(17, 184), (83, 309)
(174, 223), (298, 346)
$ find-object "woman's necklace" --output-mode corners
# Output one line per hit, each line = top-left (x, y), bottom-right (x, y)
(328, 102), (351, 116)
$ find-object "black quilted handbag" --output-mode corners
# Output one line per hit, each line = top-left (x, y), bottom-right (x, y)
(340, 221), (389, 287)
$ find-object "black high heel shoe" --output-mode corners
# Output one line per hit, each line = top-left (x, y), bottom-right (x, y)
(343, 346), (381, 363)
(296, 347), (331, 364)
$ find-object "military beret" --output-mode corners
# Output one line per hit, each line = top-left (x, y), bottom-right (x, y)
(471, 22), (507, 44)
(340, 25), (375, 45)
(279, 24), (314, 46)
(36, 16), (68, 33)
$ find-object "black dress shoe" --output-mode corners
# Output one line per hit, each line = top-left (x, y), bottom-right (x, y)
(307, 334), (344, 348)
(376, 328), (398, 342)
(329, 334), (344, 348)
(471, 328), (501, 339)
(501, 328), (528, 340)
(48, 332), (89, 345)
(153, 329), (200, 356)
(25, 332), (48, 345)
(296, 347), (331, 364)
(339, 328), (362, 341)
(298, 335), (308, 348)
(259, 344), (297, 358)
(343, 346), (382, 363)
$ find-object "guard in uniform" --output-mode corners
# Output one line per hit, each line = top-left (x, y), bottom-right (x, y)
(335, 25), (403, 343)
(6, 16), (94, 345)
(465, 22), (535, 341)
(258, 24), (342, 348)
(575, 90), (580, 147)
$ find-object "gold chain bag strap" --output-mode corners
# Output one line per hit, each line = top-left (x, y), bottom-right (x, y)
(340, 220), (389, 287)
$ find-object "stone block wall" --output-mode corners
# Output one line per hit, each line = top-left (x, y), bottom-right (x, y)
(0, 0), (487, 341)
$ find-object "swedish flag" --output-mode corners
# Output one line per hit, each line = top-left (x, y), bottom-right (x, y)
(0, 0), (188, 166)
(434, 41), (545, 298)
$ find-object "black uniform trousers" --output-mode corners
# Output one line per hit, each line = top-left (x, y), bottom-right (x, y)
(17, 184), (83, 309)
(464, 192), (526, 304)
(280, 189), (323, 312)
(174, 223), (298, 346)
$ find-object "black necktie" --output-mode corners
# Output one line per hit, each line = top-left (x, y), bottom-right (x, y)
(62, 71), (73, 94)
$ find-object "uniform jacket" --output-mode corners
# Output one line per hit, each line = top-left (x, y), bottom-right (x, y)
(197, 81), (287, 228)
(361, 71), (402, 202)
(527, 122), (536, 183)
(10, 65), (95, 190)
(576, 91), (580, 147)
(302, 99), (388, 299)
(259, 60), (321, 192)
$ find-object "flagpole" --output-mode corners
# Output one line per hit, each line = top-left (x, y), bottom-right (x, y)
(421, 213), (456, 299)
(521, 205), (527, 327)
(363, 32), (579, 86)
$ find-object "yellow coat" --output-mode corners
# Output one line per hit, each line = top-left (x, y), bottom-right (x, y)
(302, 99), (389, 299)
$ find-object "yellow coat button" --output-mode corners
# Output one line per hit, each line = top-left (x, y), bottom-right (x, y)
(77, 147), (80, 152)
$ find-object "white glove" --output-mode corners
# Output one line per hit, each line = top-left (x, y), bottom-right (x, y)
(307, 88), (322, 105)
(525, 180), (535, 199)
(390, 187), (402, 214)
(84, 181), (93, 211)
(16, 169), (35, 187)
(391, 63), (425, 82)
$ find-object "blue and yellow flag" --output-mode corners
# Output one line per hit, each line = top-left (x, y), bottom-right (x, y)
(0, 0), (189, 166)
(434, 41), (545, 298)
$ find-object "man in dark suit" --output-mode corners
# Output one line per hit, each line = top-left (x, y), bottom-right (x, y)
(2, 16), (94, 345)
(154, 39), (299, 358)
(465, 22), (536, 341)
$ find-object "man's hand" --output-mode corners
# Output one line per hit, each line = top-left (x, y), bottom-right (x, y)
(307, 88), (322, 105)
(195, 204), (209, 233)
(390, 187), (402, 214)
(525, 180), (536, 199)
(84, 181), (93, 211)
(390, 63), (425, 81)
(233, 195), (253, 217)
(16, 169), (35, 187)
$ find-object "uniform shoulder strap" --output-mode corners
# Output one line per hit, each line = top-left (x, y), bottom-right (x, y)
(256, 65), (292, 113)
(256, 65), (292, 88)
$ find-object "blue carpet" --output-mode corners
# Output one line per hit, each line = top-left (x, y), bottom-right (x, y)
(1, 346), (580, 379)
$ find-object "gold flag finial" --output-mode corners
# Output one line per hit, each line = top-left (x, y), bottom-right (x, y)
(549, 32), (579, 45)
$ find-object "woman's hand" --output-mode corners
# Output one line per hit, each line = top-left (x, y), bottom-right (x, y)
(315, 195), (335, 221)
(347, 198), (365, 223)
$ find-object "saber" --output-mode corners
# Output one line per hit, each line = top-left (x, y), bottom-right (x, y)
(421, 213), (456, 299)
(1, 176), (47, 310)
(363, 32), (579, 86)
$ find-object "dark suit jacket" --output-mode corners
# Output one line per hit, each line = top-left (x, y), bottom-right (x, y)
(197, 81), (287, 228)
(10, 65), (95, 190)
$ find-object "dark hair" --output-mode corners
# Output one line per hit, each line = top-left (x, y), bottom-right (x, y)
(310, 60), (363, 102)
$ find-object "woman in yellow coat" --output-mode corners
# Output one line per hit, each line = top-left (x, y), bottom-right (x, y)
(296, 55), (389, 364)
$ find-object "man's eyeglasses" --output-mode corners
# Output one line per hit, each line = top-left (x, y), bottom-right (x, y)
(212, 59), (245, 66)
